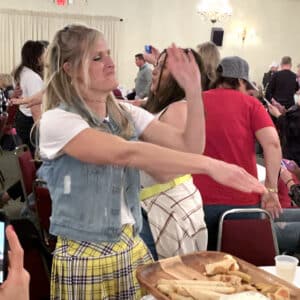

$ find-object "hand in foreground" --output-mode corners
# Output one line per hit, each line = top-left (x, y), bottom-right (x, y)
(260, 192), (282, 219)
(143, 46), (160, 65)
(0, 225), (30, 300)
(208, 159), (266, 195)
(166, 44), (201, 94)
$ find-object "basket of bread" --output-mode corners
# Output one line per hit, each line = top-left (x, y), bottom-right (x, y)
(136, 252), (299, 300)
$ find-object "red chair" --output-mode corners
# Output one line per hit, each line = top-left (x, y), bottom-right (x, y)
(217, 208), (279, 266)
(33, 179), (57, 252)
(113, 88), (124, 99)
(3, 104), (18, 146)
(14, 144), (37, 208)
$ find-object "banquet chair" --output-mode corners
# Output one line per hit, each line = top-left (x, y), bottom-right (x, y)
(14, 144), (37, 209)
(10, 217), (51, 300)
(217, 208), (279, 266)
(274, 208), (300, 255)
(3, 104), (18, 148)
(33, 179), (57, 252)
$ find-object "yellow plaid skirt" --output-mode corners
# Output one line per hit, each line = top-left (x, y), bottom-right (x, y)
(51, 225), (153, 300)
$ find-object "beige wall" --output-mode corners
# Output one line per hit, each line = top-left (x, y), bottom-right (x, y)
(0, 0), (299, 88)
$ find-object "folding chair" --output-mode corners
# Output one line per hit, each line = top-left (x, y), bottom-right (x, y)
(10, 217), (51, 300)
(33, 179), (57, 252)
(274, 208), (300, 255)
(14, 144), (37, 209)
(217, 208), (279, 266)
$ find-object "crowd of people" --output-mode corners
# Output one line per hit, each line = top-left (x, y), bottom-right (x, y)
(0, 24), (300, 299)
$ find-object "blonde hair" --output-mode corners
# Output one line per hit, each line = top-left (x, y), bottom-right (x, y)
(44, 24), (133, 138)
(197, 42), (220, 89)
(0, 73), (13, 89)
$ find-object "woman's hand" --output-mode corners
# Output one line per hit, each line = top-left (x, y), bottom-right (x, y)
(0, 225), (30, 300)
(143, 46), (160, 65)
(271, 98), (286, 114)
(166, 44), (202, 95)
(207, 159), (267, 195)
(267, 104), (281, 118)
(261, 192), (282, 219)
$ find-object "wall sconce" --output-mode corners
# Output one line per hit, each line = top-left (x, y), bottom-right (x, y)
(197, 0), (233, 24)
(237, 27), (256, 44)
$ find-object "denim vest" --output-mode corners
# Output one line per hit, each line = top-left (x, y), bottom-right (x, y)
(38, 106), (141, 243)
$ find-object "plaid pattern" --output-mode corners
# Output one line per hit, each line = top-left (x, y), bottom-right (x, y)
(51, 225), (153, 300)
(141, 178), (207, 259)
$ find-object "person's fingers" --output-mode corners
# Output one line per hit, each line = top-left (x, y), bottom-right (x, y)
(5, 225), (24, 271)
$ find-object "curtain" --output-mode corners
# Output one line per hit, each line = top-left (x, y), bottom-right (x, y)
(0, 9), (121, 76)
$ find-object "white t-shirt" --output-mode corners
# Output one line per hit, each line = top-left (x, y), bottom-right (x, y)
(19, 67), (43, 117)
(39, 102), (155, 225)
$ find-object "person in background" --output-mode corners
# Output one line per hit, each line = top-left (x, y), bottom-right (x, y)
(0, 225), (30, 300)
(266, 56), (298, 109)
(127, 53), (152, 100)
(268, 103), (300, 166)
(140, 48), (207, 260)
(38, 24), (265, 299)
(193, 56), (282, 250)
(12, 40), (46, 153)
(0, 74), (14, 100)
(262, 62), (278, 90)
(196, 41), (220, 91)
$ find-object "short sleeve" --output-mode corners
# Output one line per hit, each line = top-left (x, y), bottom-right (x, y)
(21, 69), (44, 97)
(39, 108), (89, 159)
(121, 102), (155, 136)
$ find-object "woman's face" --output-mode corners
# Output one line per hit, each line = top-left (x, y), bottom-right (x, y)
(84, 36), (118, 94)
(150, 53), (170, 94)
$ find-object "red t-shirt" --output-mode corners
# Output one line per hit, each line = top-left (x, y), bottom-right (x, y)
(193, 88), (274, 206)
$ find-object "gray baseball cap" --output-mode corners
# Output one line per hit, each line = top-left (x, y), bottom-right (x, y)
(218, 56), (257, 91)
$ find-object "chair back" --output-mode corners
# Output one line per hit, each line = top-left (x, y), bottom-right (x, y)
(274, 208), (300, 254)
(14, 144), (36, 202)
(33, 179), (56, 252)
(217, 208), (279, 266)
(10, 217), (51, 300)
(4, 104), (17, 132)
(0, 113), (8, 138)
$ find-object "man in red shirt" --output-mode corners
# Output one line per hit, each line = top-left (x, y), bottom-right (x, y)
(193, 56), (282, 250)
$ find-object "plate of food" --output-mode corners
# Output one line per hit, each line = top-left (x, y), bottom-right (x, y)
(136, 251), (299, 300)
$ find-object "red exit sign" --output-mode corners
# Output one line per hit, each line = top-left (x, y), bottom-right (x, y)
(55, 0), (67, 6)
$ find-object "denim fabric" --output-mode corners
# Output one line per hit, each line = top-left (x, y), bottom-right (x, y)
(38, 109), (142, 243)
(204, 204), (260, 251)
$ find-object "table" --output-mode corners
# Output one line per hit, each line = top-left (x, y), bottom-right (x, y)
(260, 266), (300, 288)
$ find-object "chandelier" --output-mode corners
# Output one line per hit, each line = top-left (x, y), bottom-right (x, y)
(53, 0), (87, 6)
(197, 0), (232, 24)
